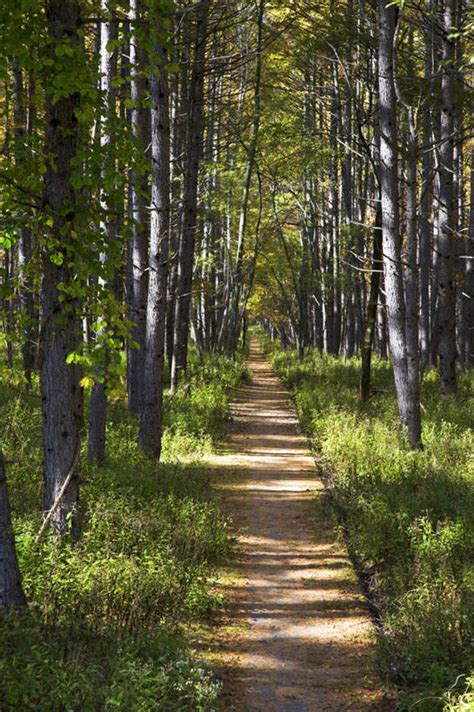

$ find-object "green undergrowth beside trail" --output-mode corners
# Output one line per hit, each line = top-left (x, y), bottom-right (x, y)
(262, 336), (474, 712)
(0, 352), (248, 711)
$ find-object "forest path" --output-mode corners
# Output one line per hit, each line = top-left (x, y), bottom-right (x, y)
(207, 339), (393, 711)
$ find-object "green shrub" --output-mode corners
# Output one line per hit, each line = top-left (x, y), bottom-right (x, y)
(0, 349), (244, 710)
(0, 612), (221, 710)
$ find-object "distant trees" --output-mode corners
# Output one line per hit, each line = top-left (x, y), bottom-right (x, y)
(254, 0), (472, 447)
(218, 0), (265, 357)
(171, 0), (209, 389)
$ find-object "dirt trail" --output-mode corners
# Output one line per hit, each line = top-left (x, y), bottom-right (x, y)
(208, 340), (393, 711)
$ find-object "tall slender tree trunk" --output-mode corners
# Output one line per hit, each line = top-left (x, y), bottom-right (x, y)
(138, 31), (170, 459)
(127, 0), (149, 413)
(437, 0), (457, 395)
(308, 182), (323, 352)
(377, 288), (388, 360)
(332, 68), (342, 356)
(166, 19), (187, 369)
(41, 0), (83, 535)
(430, 116), (441, 367)
(419, 115), (433, 371)
(339, 9), (356, 360)
(378, 0), (421, 447)
(88, 3), (118, 464)
(3, 247), (14, 368)
(171, 0), (209, 389)
(326, 65), (340, 355)
(12, 58), (36, 382)
(462, 149), (474, 366)
(360, 203), (382, 400)
(404, 112), (422, 427)
(298, 224), (310, 360)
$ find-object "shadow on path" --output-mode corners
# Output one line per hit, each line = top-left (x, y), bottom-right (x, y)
(208, 340), (395, 711)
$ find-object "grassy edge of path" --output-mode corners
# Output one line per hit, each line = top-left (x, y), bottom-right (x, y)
(261, 336), (474, 711)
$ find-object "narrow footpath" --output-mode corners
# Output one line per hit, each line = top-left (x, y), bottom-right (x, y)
(209, 340), (394, 711)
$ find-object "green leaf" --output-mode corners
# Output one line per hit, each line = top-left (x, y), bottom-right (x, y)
(50, 252), (64, 266)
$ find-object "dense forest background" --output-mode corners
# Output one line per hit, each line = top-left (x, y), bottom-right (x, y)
(0, 0), (473, 709)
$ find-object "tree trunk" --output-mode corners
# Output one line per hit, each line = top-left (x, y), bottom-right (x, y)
(0, 452), (26, 610)
(171, 0), (209, 389)
(404, 112), (422, 431)
(12, 57), (36, 382)
(127, 0), (149, 414)
(328, 64), (341, 356)
(419, 1), (435, 371)
(360, 203), (382, 401)
(41, 0), (83, 535)
(166, 17), (188, 369)
(377, 288), (388, 360)
(138, 31), (170, 459)
(88, 4), (119, 465)
(419, 113), (433, 371)
(462, 149), (474, 366)
(378, 0), (421, 447)
(437, 0), (457, 395)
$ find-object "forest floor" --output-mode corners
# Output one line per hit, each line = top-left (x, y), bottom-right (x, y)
(205, 339), (395, 711)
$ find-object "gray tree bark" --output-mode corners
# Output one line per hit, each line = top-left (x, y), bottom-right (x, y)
(127, 0), (149, 413)
(88, 2), (118, 464)
(0, 452), (26, 610)
(393, 22), (422, 436)
(12, 57), (36, 383)
(419, 110), (433, 371)
(462, 149), (474, 366)
(360, 204), (382, 401)
(138, 30), (170, 459)
(378, 0), (421, 447)
(437, 0), (457, 395)
(41, 0), (83, 535)
(171, 0), (209, 389)
(166, 11), (189, 368)
(404, 113), (422, 426)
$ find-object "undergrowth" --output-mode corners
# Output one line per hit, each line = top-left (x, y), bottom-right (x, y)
(0, 352), (248, 710)
(262, 336), (474, 712)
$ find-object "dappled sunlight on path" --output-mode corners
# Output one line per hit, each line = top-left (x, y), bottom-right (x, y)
(208, 340), (394, 711)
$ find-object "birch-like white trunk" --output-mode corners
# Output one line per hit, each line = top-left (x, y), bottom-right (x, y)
(437, 0), (457, 395)
(378, 0), (421, 447)
(127, 0), (149, 414)
(138, 30), (170, 459)
(88, 2), (118, 464)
